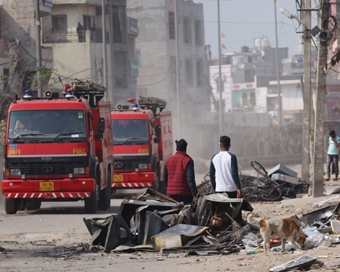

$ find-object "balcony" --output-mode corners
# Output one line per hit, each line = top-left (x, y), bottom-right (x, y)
(43, 29), (107, 44)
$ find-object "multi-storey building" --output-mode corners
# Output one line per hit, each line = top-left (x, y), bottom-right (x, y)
(127, 0), (210, 122)
(0, 0), (52, 95)
(41, 0), (136, 105)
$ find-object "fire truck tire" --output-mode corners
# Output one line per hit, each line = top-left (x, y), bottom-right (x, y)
(36, 200), (42, 209)
(17, 199), (26, 210)
(5, 198), (18, 214)
(26, 200), (41, 210)
(85, 184), (98, 214)
(98, 171), (111, 210)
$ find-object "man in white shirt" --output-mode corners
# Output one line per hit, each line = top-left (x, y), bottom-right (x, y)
(210, 136), (242, 224)
(209, 135), (241, 198)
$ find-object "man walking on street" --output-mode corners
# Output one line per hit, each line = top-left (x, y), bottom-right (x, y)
(325, 130), (340, 181)
(210, 136), (242, 222)
(163, 139), (197, 204)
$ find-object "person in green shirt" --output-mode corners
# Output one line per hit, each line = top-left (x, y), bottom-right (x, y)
(325, 130), (340, 181)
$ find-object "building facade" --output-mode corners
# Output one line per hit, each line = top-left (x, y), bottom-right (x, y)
(41, 0), (136, 106)
(127, 0), (210, 122)
(0, 0), (52, 96)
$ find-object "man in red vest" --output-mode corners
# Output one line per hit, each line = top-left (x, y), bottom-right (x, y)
(163, 139), (197, 204)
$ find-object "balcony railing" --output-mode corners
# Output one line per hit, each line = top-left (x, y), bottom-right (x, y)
(43, 29), (108, 44)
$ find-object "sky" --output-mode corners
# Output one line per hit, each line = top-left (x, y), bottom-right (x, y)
(195, 0), (318, 58)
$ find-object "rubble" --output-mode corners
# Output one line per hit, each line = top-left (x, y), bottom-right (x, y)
(82, 181), (340, 272)
(240, 161), (310, 202)
(269, 254), (318, 272)
(84, 188), (252, 254)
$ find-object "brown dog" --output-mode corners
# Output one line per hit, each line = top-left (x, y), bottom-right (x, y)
(247, 214), (308, 253)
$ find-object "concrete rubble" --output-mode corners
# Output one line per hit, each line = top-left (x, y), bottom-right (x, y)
(84, 187), (253, 254)
(81, 164), (340, 271)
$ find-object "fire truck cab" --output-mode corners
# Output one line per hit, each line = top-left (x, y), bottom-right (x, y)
(2, 81), (113, 214)
(111, 97), (173, 192)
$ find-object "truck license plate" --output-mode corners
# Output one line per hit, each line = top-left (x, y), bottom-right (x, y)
(40, 182), (54, 191)
(114, 175), (123, 182)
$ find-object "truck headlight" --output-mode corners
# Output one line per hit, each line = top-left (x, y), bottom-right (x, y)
(74, 168), (85, 175)
(10, 169), (21, 176)
(139, 164), (148, 169)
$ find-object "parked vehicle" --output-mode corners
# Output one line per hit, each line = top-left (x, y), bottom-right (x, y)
(110, 97), (173, 193)
(1, 81), (114, 214)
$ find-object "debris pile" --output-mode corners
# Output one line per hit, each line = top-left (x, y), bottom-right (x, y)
(84, 188), (253, 254)
(239, 161), (310, 202)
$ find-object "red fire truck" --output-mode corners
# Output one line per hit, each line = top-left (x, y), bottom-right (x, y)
(2, 81), (113, 214)
(110, 97), (173, 192)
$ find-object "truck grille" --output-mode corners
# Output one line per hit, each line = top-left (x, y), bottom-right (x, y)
(114, 158), (149, 170)
(9, 161), (84, 176)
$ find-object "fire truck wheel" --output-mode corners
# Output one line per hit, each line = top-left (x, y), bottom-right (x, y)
(85, 183), (98, 214)
(36, 200), (41, 209)
(26, 200), (40, 210)
(98, 171), (111, 210)
(5, 198), (18, 214)
(17, 199), (26, 210)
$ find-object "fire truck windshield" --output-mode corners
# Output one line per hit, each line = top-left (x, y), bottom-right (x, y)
(112, 119), (149, 145)
(8, 110), (87, 141)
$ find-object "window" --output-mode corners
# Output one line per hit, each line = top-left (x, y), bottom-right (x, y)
(185, 59), (193, 85)
(52, 15), (67, 32)
(194, 20), (202, 45)
(83, 15), (91, 31)
(196, 60), (203, 86)
(3, 68), (9, 89)
(8, 110), (86, 140)
(112, 7), (123, 43)
(169, 12), (175, 40)
(183, 17), (191, 44)
(245, 69), (253, 82)
(242, 93), (248, 107)
(112, 119), (149, 145)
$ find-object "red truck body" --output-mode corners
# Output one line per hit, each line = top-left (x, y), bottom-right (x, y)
(2, 83), (113, 214)
(110, 98), (173, 190)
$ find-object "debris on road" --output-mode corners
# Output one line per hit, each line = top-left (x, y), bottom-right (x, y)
(269, 254), (318, 272)
(239, 161), (309, 202)
(84, 188), (252, 254)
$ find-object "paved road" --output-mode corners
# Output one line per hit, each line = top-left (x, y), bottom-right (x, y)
(0, 189), (144, 244)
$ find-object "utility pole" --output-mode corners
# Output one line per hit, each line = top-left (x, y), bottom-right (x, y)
(313, 0), (330, 197)
(217, 0), (223, 136)
(34, 0), (42, 97)
(274, 0), (282, 128)
(301, 0), (312, 183)
(175, 0), (181, 138)
(102, 0), (108, 100)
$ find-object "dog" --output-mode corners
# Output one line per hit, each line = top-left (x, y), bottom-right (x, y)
(247, 214), (308, 253)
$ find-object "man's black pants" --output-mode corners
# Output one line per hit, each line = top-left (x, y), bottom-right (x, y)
(327, 154), (339, 179)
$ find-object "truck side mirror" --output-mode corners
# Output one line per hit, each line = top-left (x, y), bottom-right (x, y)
(97, 117), (105, 134)
(154, 137), (160, 144)
(155, 125), (161, 137)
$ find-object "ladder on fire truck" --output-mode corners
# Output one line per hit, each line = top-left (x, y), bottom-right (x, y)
(71, 79), (106, 108)
(137, 96), (167, 116)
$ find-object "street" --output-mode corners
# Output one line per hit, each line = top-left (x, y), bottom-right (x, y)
(2, 187), (340, 272)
